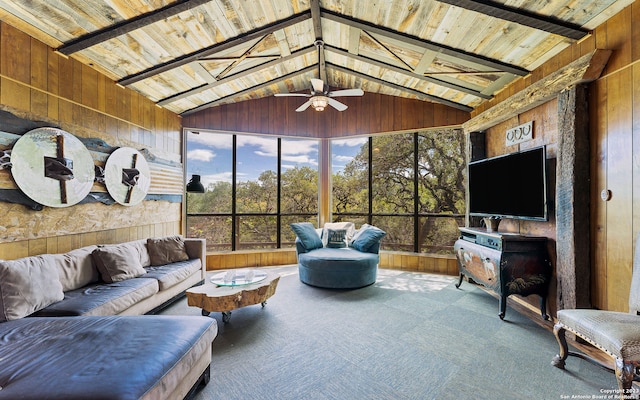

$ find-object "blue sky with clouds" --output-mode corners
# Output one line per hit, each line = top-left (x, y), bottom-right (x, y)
(186, 131), (367, 189)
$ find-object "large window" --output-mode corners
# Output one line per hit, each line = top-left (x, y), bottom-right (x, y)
(185, 128), (465, 254)
(331, 128), (465, 254)
(185, 131), (318, 251)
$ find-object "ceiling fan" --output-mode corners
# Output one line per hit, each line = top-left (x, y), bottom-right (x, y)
(275, 78), (364, 112)
(274, 41), (364, 112)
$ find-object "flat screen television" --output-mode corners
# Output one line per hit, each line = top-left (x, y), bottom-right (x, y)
(468, 146), (548, 221)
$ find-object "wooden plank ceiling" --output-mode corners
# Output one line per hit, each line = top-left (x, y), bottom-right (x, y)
(0, 0), (631, 115)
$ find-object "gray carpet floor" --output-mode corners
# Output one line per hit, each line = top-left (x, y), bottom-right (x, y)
(161, 266), (617, 400)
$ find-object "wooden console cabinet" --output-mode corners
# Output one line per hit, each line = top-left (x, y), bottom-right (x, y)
(454, 227), (552, 320)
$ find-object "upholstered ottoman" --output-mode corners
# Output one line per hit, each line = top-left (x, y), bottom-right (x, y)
(0, 315), (217, 400)
(298, 247), (379, 289)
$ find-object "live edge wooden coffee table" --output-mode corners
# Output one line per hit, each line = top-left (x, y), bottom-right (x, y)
(186, 269), (280, 323)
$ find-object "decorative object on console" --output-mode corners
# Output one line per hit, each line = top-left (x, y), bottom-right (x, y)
(10, 127), (95, 207)
(103, 147), (150, 206)
(454, 227), (551, 320)
(483, 217), (501, 232)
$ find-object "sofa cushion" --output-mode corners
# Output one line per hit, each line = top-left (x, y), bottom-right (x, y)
(350, 224), (387, 252)
(50, 245), (100, 292)
(326, 228), (348, 248)
(0, 256), (64, 321)
(92, 245), (147, 283)
(147, 236), (190, 266)
(144, 259), (202, 291)
(321, 222), (355, 247)
(130, 238), (152, 267)
(290, 222), (323, 251)
(34, 277), (159, 316)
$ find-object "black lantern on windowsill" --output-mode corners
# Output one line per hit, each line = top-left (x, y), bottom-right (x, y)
(186, 174), (205, 193)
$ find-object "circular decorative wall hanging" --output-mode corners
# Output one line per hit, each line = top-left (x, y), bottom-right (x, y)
(103, 147), (150, 206)
(10, 127), (95, 208)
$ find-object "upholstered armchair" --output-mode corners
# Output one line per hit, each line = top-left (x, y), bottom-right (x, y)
(290, 222), (385, 289)
(551, 234), (640, 397)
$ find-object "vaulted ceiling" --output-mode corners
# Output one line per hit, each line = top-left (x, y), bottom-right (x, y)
(0, 0), (632, 115)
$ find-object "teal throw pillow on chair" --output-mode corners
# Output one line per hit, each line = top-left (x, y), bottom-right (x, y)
(350, 225), (386, 252)
(290, 222), (323, 251)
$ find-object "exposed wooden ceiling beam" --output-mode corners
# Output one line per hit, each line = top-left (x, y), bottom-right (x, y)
(328, 63), (473, 112)
(310, 0), (326, 82)
(413, 50), (438, 75)
(190, 62), (217, 84)
(463, 49), (611, 132)
(325, 46), (491, 99)
(182, 65), (317, 115)
(348, 26), (361, 55)
(321, 9), (529, 77)
(437, 0), (588, 40)
(310, 0), (323, 40)
(158, 45), (316, 106)
(118, 10), (311, 86)
(57, 0), (212, 55)
(273, 29), (291, 57)
(214, 35), (270, 80)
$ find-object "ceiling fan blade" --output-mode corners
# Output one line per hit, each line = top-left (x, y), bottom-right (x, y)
(295, 100), (312, 112)
(328, 98), (348, 111)
(310, 78), (325, 93)
(274, 93), (311, 97)
(329, 88), (364, 97)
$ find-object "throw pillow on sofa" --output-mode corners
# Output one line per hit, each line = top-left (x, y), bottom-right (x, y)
(147, 236), (190, 266)
(326, 228), (348, 248)
(51, 245), (100, 292)
(290, 222), (323, 251)
(0, 256), (64, 321)
(350, 224), (386, 252)
(92, 245), (147, 283)
(321, 222), (355, 247)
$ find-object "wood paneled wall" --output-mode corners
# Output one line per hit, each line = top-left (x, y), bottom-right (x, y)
(0, 22), (183, 260)
(474, 1), (640, 312)
(205, 248), (457, 277)
(182, 94), (469, 137)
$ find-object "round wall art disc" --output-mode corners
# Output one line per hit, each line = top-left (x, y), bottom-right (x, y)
(10, 127), (95, 208)
(104, 147), (150, 206)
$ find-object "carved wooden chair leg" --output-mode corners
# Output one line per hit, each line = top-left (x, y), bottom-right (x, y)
(551, 322), (568, 369)
(615, 359), (636, 399)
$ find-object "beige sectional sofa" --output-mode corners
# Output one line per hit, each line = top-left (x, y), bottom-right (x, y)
(29, 236), (207, 317)
(0, 235), (216, 400)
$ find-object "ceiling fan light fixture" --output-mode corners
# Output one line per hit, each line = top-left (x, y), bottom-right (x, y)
(311, 95), (329, 111)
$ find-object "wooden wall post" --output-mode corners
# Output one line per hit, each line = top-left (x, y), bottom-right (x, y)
(556, 84), (591, 310)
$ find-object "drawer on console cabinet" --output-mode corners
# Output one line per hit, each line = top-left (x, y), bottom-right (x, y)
(454, 241), (500, 291)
